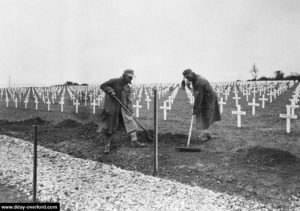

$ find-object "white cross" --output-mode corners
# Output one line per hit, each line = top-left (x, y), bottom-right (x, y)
(232, 93), (241, 107)
(160, 101), (170, 120)
(218, 97), (226, 114)
(51, 94), (55, 104)
(251, 86), (258, 97)
(24, 98), (28, 109)
(248, 97), (260, 116)
(14, 98), (18, 108)
(46, 98), (51, 111)
(267, 91), (274, 103)
(74, 99), (80, 114)
(5, 97), (9, 108)
(133, 100), (142, 118)
(232, 105), (246, 128)
(133, 91), (137, 99)
(259, 94), (268, 109)
(279, 106), (297, 133)
(34, 97), (39, 110)
(145, 95), (152, 110)
(84, 96), (88, 106)
(165, 98), (172, 110)
(224, 90), (230, 101)
(168, 95), (174, 104)
(244, 90), (250, 102)
(288, 100), (299, 116)
(158, 90), (162, 99)
(96, 95), (101, 106)
(59, 97), (64, 112)
(91, 99), (97, 114)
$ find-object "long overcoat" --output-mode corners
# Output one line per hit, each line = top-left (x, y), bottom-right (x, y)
(190, 74), (221, 129)
(99, 77), (137, 135)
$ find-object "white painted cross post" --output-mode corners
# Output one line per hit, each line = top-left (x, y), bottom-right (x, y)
(218, 97), (226, 113)
(24, 98), (28, 109)
(34, 97), (39, 110)
(51, 94), (55, 104)
(165, 99), (172, 110)
(14, 98), (18, 108)
(232, 105), (246, 128)
(233, 93), (241, 107)
(46, 98), (51, 111)
(248, 97), (260, 116)
(267, 91), (275, 103)
(5, 97), (9, 108)
(91, 99), (97, 114)
(74, 99), (80, 114)
(96, 95), (101, 106)
(224, 90), (230, 101)
(259, 94), (268, 109)
(288, 100), (299, 116)
(59, 97), (64, 112)
(133, 100), (142, 118)
(84, 95), (88, 106)
(160, 101), (170, 120)
(145, 95), (152, 110)
(244, 90), (250, 102)
(279, 106), (297, 133)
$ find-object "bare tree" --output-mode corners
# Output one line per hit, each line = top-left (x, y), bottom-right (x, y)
(250, 63), (259, 80)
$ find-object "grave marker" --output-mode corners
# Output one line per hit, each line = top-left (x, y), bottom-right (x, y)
(133, 100), (142, 118)
(279, 106), (297, 133)
(232, 105), (246, 128)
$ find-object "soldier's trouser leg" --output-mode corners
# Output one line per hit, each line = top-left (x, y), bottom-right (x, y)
(104, 134), (112, 154)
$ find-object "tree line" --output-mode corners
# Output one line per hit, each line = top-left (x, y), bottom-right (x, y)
(248, 63), (300, 81)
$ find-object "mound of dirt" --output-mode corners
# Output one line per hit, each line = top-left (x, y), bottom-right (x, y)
(78, 121), (100, 141)
(235, 146), (298, 167)
(55, 119), (82, 128)
(4, 117), (50, 125)
(22, 117), (49, 125)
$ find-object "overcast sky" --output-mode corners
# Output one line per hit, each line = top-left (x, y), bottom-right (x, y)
(0, 0), (299, 87)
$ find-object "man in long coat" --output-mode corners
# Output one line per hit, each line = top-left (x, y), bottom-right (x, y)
(99, 69), (145, 154)
(182, 69), (221, 138)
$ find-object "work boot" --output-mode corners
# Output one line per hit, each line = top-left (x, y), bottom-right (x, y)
(130, 131), (146, 147)
(103, 136), (111, 154)
(130, 140), (146, 147)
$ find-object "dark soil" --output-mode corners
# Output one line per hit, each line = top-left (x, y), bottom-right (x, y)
(235, 146), (298, 167)
(0, 84), (299, 210)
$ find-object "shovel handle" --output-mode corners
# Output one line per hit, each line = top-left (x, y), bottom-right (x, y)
(187, 115), (194, 147)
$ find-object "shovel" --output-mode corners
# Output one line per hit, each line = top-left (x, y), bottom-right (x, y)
(112, 95), (154, 142)
(176, 115), (201, 152)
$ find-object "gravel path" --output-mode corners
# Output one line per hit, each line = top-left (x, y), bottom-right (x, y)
(0, 135), (298, 211)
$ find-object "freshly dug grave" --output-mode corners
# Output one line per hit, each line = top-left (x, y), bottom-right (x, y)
(234, 146), (298, 167)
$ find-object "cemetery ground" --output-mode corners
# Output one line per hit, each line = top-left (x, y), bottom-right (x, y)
(0, 85), (299, 210)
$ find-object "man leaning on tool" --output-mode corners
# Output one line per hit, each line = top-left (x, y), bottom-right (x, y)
(181, 68), (221, 141)
(99, 69), (146, 154)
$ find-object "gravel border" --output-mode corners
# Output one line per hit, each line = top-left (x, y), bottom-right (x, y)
(0, 135), (297, 211)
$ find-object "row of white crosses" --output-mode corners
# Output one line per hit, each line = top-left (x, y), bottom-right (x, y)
(214, 81), (293, 128)
(279, 83), (299, 133)
(159, 85), (179, 120)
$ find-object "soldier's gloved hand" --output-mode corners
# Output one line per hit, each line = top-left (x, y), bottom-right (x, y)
(110, 91), (116, 97)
